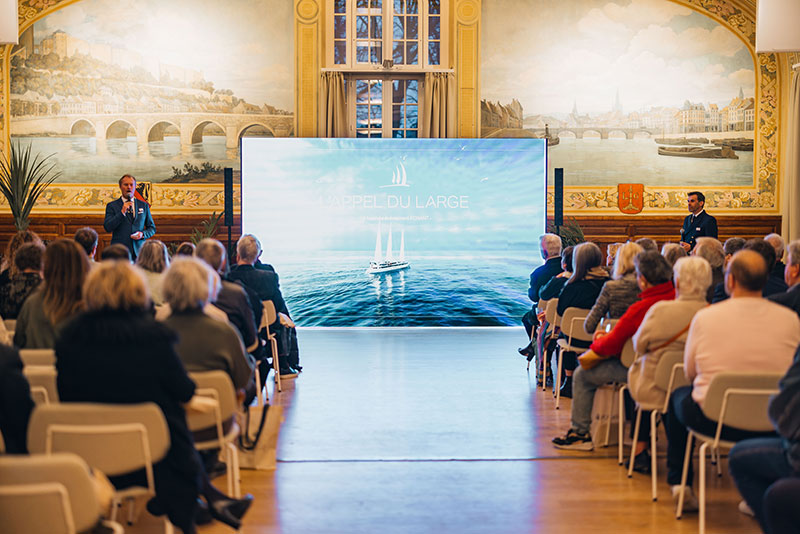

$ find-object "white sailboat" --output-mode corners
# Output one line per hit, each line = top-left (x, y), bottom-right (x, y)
(366, 223), (411, 274)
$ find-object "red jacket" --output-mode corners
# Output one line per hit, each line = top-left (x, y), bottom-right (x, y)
(590, 280), (675, 357)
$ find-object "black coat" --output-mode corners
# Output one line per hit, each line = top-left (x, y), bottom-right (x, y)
(228, 264), (288, 316)
(56, 310), (200, 531)
(768, 284), (800, 318)
(0, 344), (34, 454)
(680, 211), (718, 250)
(528, 256), (563, 303)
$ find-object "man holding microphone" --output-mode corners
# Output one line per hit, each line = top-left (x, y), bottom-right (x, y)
(103, 174), (156, 260)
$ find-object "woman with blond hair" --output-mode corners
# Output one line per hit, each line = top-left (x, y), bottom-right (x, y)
(135, 239), (169, 305)
(14, 239), (90, 349)
(584, 241), (644, 334)
(55, 261), (252, 533)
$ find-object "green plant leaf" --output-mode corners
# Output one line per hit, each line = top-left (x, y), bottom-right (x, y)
(0, 141), (61, 231)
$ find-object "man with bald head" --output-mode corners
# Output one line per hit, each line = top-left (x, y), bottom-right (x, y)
(663, 250), (800, 511)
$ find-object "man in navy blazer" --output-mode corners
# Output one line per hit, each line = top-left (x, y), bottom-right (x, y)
(103, 174), (156, 260)
(680, 191), (717, 252)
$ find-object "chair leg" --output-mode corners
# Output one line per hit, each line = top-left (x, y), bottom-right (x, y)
(226, 445), (234, 497)
(555, 348), (563, 409)
(271, 339), (282, 393)
(254, 366), (263, 408)
(716, 448), (723, 477)
(164, 518), (175, 534)
(604, 386), (615, 447)
(627, 408), (642, 477)
(228, 442), (241, 498)
(541, 343), (548, 392)
(699, 441), (708, 534)
(676, 432), (694, 519)
(651, 410), (658, 501)
(110, 498), (120, 522)
(618, 386), (627, 464)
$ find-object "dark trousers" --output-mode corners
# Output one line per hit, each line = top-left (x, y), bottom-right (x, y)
(729, 437), (798, 534)
(522, 308), (539, 340)
(665, 386), (775, 485)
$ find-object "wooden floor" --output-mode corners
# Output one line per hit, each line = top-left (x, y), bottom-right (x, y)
(128, 328), (761, 534)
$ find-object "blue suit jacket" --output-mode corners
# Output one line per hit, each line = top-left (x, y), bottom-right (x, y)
(680, 210), (718, 250)
(103, 197), (156, 259)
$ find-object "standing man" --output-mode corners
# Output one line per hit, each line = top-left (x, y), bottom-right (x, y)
(103, 174), (156, 260)
(679, 191), (717, 252)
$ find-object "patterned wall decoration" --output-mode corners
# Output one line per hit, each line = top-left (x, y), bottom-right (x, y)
(480, 0), (781, 215)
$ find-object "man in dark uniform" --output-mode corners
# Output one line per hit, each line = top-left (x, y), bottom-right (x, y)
(680, 191), (717, 252)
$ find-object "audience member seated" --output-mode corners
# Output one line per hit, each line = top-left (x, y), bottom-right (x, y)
(229, 234), (300, 377)
(766, 232), (787, 283)
(635, 237), (658, 252)
(584, 241), (643, 334)
(519, 233), (563, 358)
(73, 227), (98, 263)
(692, 237), (724, 303)
(55, 261), (253, 533)
(176, 242), (196, 256)
(661, 242), (687, 266)
(552, 250), (674, 452)
(135, 239), (170, 305)
(196, 239), (260, 353)
(604, 242), (623, 275)
(15, 239), (89, 349)
(746, 238), (789, 297)
(664, 250), (800, 511)
(99, 243), (132, 262)
(729, 344), (800, 534)
(0, 242), (44, 319)
(0, 343), (34, 453)
(552, 242), (610, 397)
(0, 229), (42, 286)
(768, 240), (800, 317)
(538, 246), (575, 301)
(712, 237), (748, 301)
(627, 256), (711, 470)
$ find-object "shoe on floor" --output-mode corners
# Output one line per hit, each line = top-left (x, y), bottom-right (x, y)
(552, 429), (593, 451)
(278, 368), (298, 379)
(554, 376), (573, 399)
(671, 485), (699, 513)
(738, 500), (755, 517)
(518, 344), (534, 357)
(632, 450), (652, 474)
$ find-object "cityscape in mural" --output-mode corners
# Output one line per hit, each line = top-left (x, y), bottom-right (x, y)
(8, 0), (293, 184)
(481, 0), (756, 187)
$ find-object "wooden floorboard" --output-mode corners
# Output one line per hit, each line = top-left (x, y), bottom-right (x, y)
(126, 328), (761, 534)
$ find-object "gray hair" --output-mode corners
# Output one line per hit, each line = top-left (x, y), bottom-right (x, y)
(539, 233), (562, 259)
(612, 241), (643, 279)
(765, 233), (786, 262)
(673, 256), (712, 299)
(237, 234), (262, 264)
(787, 240), (800, 267)
(196, 238), (226, 273)
(162, 257), (220, 312)
(693, 237), (725, 269)
(661, 243), (688, 267)
(634, 250), (673, 286)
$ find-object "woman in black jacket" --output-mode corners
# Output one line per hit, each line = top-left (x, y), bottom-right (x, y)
(56, 261), (251, 533)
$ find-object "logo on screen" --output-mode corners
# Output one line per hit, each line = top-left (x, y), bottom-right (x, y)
(380, 162), (410, 188)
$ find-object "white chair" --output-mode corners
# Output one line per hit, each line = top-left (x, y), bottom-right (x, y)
(536, 299), (559, 390)
(187, 370), (242, 498)
(19, 348), (56, 366)
(526, 298), (549, 372)
(23, 365), (59, 405)
(624, 350), (688, 500)
(260, 299), (283, 393)
(27, 402), (173, 532)
(555, 307), (592, 409)
(675, 371), (783, 534)
(0, 452), (124, 534)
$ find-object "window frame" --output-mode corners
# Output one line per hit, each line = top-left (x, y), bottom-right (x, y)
(345, 73), (424, 138)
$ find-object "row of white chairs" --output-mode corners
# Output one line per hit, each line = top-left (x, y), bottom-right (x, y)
(529, 298), (782, 534)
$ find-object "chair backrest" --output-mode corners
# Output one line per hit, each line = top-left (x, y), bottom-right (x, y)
(544, 299), (558, 325)
(19, 349), (56, 366)
(561, 307), (593, 344)
(537, 299), (548, 312)
(0, 452), (103, 534)
(23, 365), (59, 404)
(701, 371), (783, 432)
(654, 350), (689, 391)
(620, 339), (636, 368)
(187, 370), (238, 433)
(3, 318), (16, 333)
(27, 402), (170, 477)
(261, 300), (277, 328)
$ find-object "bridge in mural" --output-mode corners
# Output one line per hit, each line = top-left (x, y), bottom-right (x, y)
(11, 112), (294, 148)
(527, 126), (661, 140)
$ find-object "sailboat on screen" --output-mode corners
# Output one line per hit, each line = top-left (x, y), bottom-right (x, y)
(366, 223), (411, 274)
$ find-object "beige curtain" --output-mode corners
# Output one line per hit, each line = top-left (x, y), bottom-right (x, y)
(318, 72), (348, 137)
(787, 69), (800, 242)
(421, 72), (456, 138)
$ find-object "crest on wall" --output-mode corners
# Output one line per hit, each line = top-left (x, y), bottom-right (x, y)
(617, 184), (644, 214)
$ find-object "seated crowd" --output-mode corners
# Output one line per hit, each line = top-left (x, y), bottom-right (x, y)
(524, 231), (800, 533)
(0, 228), (302, 533)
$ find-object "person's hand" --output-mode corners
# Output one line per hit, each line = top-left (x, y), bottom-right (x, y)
(592, 330), (606, 342)
(130, 231), (144, 240)
(122, 200), (134, 214)
(536, 311), (546, 322)
(278, 312), (295, 328)
(679, 241), (691, 252)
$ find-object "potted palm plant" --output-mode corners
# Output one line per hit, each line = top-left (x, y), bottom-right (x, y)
(0, 142), (61, 231)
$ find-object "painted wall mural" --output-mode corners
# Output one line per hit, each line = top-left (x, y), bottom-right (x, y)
(481, 0), (779, 213)
(1, 0), (293, 212)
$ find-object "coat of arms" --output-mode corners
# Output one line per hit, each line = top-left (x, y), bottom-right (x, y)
(618, 184), (644, 214)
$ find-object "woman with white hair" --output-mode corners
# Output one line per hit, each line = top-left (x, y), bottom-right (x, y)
(583, 241), (643, 334)
(135, 239), (169, 305)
